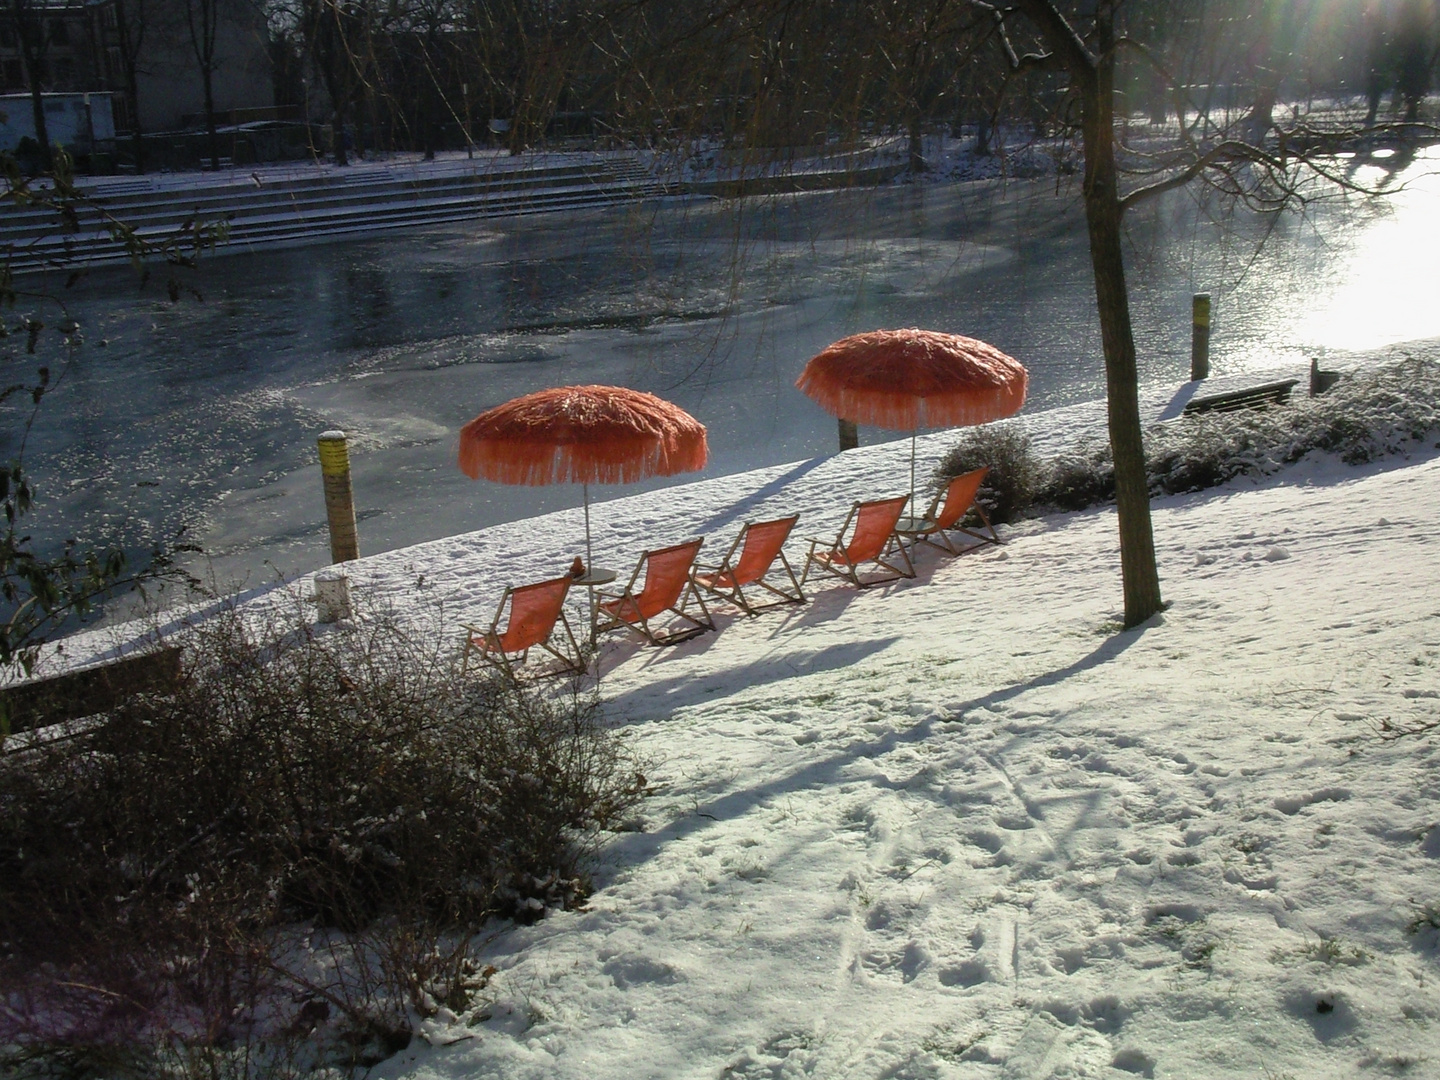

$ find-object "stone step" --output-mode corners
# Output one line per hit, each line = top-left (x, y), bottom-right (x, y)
(4, 161), (659, 239)
(71, 154), (652, 200)
(4, 177), (668, 272)
(3, 148), (894, 272)
(13, 184), (648, 249)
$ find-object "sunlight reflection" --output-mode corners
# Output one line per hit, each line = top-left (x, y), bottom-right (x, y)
(1295, 146), (1440, 352)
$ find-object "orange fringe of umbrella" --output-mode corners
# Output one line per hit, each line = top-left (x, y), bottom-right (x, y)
(795, 328), (1028, 430)
(458, 385), (709, 486)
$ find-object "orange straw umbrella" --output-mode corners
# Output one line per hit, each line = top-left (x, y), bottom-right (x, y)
(458, 384), (708, 571)
(796, 327), (1028, 512)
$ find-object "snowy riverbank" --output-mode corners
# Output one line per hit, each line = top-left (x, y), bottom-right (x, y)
(379, 422), (1440, 1080)
(41, 342), (1440, 1078)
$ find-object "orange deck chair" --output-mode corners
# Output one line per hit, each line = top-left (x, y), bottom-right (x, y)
(801, 495), (914, 588)
(691, 514), (805, 615)
(913, 466), (1000, 555)
(462, 575), (584, 679)
(595, 537), (715, 645)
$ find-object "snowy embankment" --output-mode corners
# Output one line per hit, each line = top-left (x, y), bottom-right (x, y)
(49, 353), (1440, 1078)
(367, 450), (1440, 1080)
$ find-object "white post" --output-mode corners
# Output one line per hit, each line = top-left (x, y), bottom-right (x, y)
(313, 568), (351, 623)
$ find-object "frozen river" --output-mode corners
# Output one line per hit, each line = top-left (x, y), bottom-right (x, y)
(15, 146), (1440, 590)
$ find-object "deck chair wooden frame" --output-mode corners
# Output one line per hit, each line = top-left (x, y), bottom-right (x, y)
(462, 575), (585, 680)
(915, 466), (1000, 555)
(691, 515), (805, 615)
(595, 537), (716, 646)
(800, 495), (915, 589)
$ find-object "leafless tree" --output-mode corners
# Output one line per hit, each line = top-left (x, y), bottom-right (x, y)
(462, 0), (590, 154)
(1394, 0), (1439, 121)
(982, 0), (1435, 626)
(301, 0), (366, 165)
(182, 0), (223, 168)
(574, 0), (1433, 627)
(2, 0), (64, 171)
(108, 0), (153, 171)
(867, 0), (984, 172)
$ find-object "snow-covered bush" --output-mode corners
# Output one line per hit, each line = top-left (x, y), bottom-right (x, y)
(1144, 355), (1440, 490)
(0, 598), (644, 1062)
(930, 421), (1042, 524)
(935, 355), (1440, 518)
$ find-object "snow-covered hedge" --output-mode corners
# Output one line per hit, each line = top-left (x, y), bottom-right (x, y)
(936, 355), (1440, 521)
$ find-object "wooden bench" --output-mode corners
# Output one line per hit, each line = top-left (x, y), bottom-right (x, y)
(1, 646), (182, 735)
(1182, 378), (1299, 416)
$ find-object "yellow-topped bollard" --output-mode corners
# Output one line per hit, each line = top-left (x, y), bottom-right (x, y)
(1191, 292), (1211, 381)
(317, 430), (359, 563)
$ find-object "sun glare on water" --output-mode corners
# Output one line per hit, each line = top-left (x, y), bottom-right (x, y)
(1296, 145), (1440, 352)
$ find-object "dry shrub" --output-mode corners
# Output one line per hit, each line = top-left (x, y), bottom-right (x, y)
(929, 421), (1041, 524)
(0, 595), (645, 1067)
(1034, 444), (1115, 510)
(933, 355), (1440, 519)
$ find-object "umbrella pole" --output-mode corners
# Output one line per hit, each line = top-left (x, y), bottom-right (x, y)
(583, 482), (594, 572)
(910, 431), (917, 518)
(583, 481), (601, 686)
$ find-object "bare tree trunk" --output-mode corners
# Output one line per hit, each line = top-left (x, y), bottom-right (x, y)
(184, 0), (222, 169)
(112, 0), (146, 171)
(423, 85), (437, 160)
(1396, 0), (1432, 122)
(203, 68), (220, 169)
(1080, 26), (1162, 628)
(127, 87), (145, 170)
(332, 103), (348, 166)
(26, 73), (52, 172)
(1364, 3), (1389, 128)
(423, 27), (439, 161)
(1016, 0), (1162, 628)
(1243, 2), (1314, 144)
(1082, 160), (1162, 625)
(908, 115), (925, 172)
(11, 0), (53, 171)
(1245, 81), (1277, 145)
(354, 88), (367, 158)
(305, 0), (350, 166)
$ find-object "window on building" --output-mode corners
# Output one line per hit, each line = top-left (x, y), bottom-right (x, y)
(107, 46), (122, 82)
(0, 27), (16, 48)
(3, 60), (22, 89)
(49, 19), (68, 46)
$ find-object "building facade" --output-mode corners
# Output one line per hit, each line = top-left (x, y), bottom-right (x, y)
(0, 0), (273, 139)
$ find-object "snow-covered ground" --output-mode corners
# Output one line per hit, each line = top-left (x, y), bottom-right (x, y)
(384, 464), (1440, 1079)
(41, 351), (1440, 1079)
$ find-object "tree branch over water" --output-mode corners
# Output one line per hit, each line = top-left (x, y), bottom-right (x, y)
(0, 150), (218, 679)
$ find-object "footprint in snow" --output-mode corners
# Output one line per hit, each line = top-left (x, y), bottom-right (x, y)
(1112, 1047), (1158, 1077)
(724, 1031), (815, 1079)
(859, 940), (932, 984)
(1223, 867), (1279, 891)
(1272, 787), (1351, 815)
(601, 954), (681, 990)
(937, 957), (992, 987)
